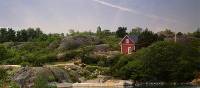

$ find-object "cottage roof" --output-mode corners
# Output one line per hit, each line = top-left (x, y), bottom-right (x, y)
(119, 35), (138, 44)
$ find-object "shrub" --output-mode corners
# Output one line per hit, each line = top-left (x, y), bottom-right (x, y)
(0, 45), (11, 63)
(110, 55), (134, 76)
(112, 41), (200, 82)
(20, 61), (30, 67)
(34, 75), (49, 88)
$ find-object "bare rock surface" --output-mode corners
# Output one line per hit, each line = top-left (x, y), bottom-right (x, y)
(13, 67), (72, 88)
(58, 35), (101, 51)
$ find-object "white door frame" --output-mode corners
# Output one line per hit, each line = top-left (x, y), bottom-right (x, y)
(128, 47), (132, 54)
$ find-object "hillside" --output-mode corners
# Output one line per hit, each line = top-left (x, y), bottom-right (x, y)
(0, 27), (200, 87)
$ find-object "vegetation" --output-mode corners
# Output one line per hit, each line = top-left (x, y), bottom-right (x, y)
(34, 75), (57, 88)
(111, 41), (200, 82)
(137, 28), (162, 48)
(0, 27), (200, 84)
(0, 67), (20, 88)
(116, 27), (127, 38)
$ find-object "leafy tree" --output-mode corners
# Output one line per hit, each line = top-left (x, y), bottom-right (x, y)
(35, 28), (43, 38)
(193, 28), (200, 38)
(7, 28), (16, 42)
(69, 29), (77, 36)
(16, 30), (28, 42)
(158, 29), (174, 38)
(21, 29), (28, 41)
(129, 27), (142, 36)
(176, 32), (183, 36)
(116, 27), (127, 38)
(16, 31), (22, 42)
(0, 28), (8, 43)
(138, 28), (159, 47)
(101, 30), (111, 36)
(96, 26), (102, 37)
(27, 28), (37, 41)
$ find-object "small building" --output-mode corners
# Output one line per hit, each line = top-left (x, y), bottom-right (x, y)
(119, 35), (138, 54)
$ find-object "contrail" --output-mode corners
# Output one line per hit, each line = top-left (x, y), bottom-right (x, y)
(92, 0), (139, 14)
(92, 0), (178, 23)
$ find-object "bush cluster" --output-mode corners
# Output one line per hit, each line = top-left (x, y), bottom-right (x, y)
(110, 41), (200, 82)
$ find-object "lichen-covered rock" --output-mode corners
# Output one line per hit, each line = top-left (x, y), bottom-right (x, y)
(58, 35), (101, 51)
(13, 67), (73, 88)
(93, 44), (110, 52)
(48, 40), (60, 50)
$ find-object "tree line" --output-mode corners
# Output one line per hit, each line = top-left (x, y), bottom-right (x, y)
(0, 28), (65, 43)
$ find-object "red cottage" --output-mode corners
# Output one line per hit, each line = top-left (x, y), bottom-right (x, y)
(119, 35), (138, 54)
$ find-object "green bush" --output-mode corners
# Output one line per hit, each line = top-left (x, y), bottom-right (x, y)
(34, 75), (49, 88)
(20, 61), (30, 67)
(82, 55), (98, 65)
(0, 45), (11, 63)
(8, 81), (20, 88)
(110, 55), (134, 76)
(112, 41), (200, 82)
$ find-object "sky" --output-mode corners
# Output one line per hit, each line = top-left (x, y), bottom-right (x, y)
(0, 0), (199, 33)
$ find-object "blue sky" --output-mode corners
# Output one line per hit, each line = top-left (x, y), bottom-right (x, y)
(0, 0), (199, 33)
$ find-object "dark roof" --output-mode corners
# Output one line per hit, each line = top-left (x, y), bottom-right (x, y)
(119, 35), (139, 44)
(128, 35), (139, 43)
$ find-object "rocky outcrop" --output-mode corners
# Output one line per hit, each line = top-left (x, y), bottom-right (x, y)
(191, 72), (200, 85)
(58, 35), (101, 51)
(13, 67), (72, 88)
(93, 44), (110, 52)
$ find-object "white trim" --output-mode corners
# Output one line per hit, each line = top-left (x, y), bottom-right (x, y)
(121, 44), (123, 53)
(128, 47), (132, 54)
(119, 35), (135, 44)
(119, 35), (129, 44)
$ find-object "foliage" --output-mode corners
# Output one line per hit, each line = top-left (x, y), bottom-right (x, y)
(0, 45), (11, 63)
(193, 28), (200, 38)
(116, 27), (127, 38)
(110, 55), (134, 76)
(129, 27), (142, 36)
(1, 42), (57, 66)
(96, 26), (102, 37)
(111, 41), (200, 82)
(0, 68), (20, 88)
(138, 28), (161, 48)
(0, 27), (63, 43)
(20, 61), (31, 67)
(190, 38), (200, 52)
(0, 27), (199, 83)
(34, 75), (49, 88)
(100, 35), (121, 50)
(158, 29), (175, 38)
(34, 74), (57, 88)
(0, 68), (8, 81)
